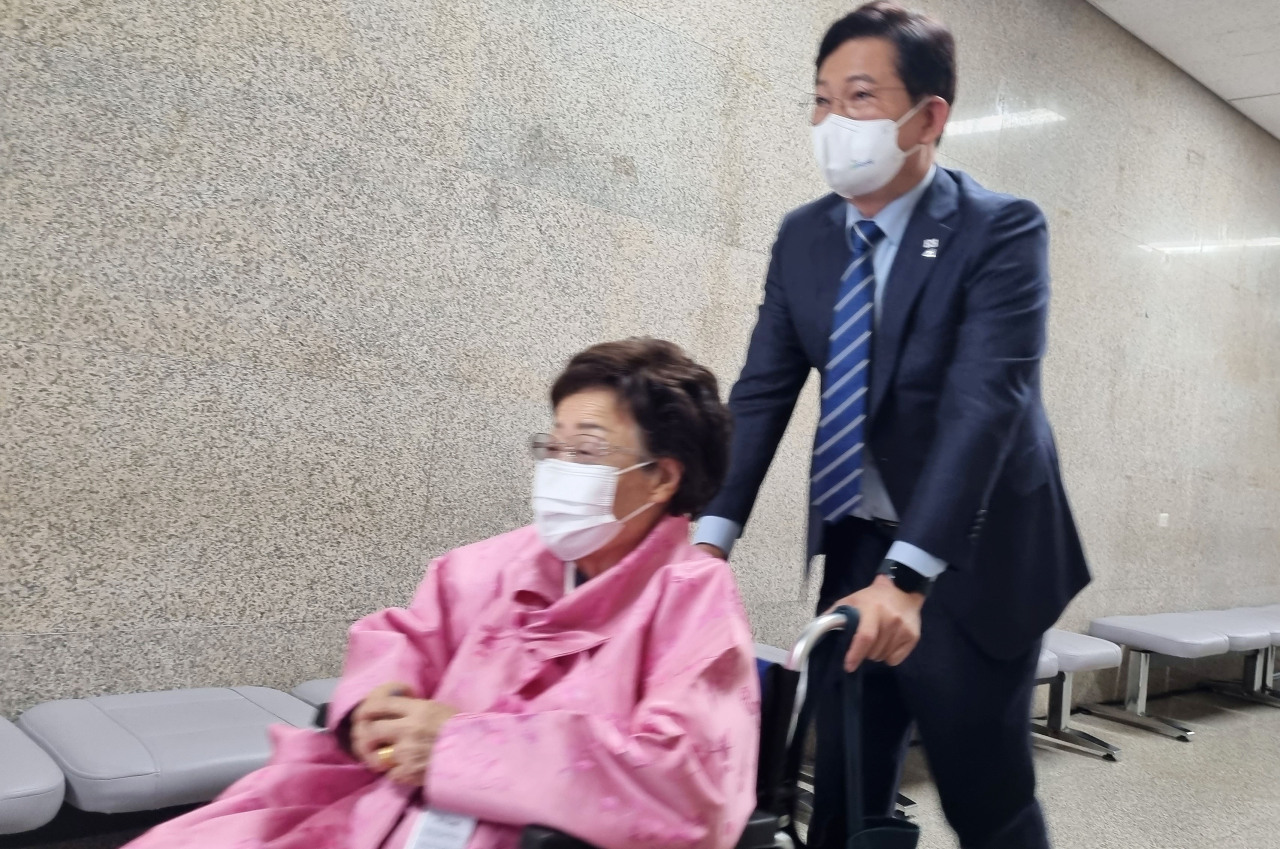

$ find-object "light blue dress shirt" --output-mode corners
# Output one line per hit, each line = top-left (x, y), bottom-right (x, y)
(695, 166), (947, 579)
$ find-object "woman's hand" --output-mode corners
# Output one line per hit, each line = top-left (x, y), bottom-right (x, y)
(350, 683), (459, 787)
(349, 682), (413, 767)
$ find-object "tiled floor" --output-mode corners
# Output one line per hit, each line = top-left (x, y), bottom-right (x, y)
(900, 691), (1280, 849)
(5, 691), (1276, 849)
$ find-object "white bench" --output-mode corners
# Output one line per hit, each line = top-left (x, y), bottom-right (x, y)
(1034, 645), (1058, 681)
(1031, 630), (1123, 760)
(17, 687), (315, 814)
(0, 718), (65, 834)
(290, 676), (341, 710)
(1266, 605), (1280, 689)
(1083, 609), (1280, 740)
(1192, 608), (1280, 708)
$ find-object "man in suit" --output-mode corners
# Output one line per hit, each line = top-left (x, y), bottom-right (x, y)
(694, 4), (1089, 848)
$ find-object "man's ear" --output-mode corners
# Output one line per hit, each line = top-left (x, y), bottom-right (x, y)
(920, 96), (951, 146)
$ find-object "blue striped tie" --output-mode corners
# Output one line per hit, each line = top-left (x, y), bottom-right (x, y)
(812, 219), (884, 523)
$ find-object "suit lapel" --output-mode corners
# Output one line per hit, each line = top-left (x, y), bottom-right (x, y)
(870, 170), (961, 421)
(812, 197), (853, 358)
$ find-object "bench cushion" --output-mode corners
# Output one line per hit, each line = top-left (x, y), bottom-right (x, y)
(289, 678), (341, 708)
(1043, 629), (1123, 673)
(17, 687), (314, 814)
(0, 718), (65, 835)
(1229, 607), (1280, 641)
(1034, 647), (1059, 681)
(1186, 610), (1276, 651)
(1089, 613), (1230, 659)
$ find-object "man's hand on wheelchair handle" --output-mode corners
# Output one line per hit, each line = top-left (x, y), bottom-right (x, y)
(831, 574), (925, 672)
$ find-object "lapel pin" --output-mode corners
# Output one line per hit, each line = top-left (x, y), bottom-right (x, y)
(922, 238), (938, 258)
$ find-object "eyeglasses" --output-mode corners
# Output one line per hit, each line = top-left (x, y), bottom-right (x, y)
(802, 85), (909, 123)
(529, 433), (650, 464)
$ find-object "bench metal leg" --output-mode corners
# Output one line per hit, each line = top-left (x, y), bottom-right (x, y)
(1033, 721), (1125, 760)
(1205, 649), (1280, 708)
(1031, 672), (1121, 760)
(1206, 687), (1280, 708)
(1079, 650), (1195, 741)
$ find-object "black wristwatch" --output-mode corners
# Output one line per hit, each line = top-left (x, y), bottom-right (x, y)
(877, 559), (935, 598)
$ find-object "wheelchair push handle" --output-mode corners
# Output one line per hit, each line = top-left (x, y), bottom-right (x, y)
(784, 607), (860, 672)
(783, 606), (860, 750)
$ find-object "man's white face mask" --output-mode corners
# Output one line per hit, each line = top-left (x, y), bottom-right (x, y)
(811, 100), (926, 198)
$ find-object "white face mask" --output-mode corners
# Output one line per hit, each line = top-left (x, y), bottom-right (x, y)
(810, 100), (926, 198)
(532, 458), (657, 562)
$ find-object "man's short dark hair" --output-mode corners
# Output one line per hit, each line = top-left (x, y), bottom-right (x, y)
(551, 338), (731, 517)
(817, 2), (956, 107)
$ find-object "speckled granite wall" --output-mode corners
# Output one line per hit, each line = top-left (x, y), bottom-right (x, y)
(3, 0), (1279, 715)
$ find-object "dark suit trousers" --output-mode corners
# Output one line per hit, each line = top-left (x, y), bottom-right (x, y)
(807, 518), (1050, 849)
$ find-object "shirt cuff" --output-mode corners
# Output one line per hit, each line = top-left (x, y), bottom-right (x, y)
(692, 516), (742, 556)
(886, 541), (947, 579)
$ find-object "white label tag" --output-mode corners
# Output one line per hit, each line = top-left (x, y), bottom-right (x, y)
(407, 809), (477, 849)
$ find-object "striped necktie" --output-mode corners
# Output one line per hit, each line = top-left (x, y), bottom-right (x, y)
(812, 219), (884, 523)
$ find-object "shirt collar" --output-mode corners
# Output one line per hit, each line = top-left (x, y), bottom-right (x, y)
(844, 164), (937, 248)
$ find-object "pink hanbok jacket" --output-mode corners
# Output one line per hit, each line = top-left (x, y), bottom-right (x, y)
(125, 516), (760, 849)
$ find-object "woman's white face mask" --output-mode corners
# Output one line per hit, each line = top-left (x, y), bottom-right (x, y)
(531, 459), (656, 562)
(810, 100), (926, 198)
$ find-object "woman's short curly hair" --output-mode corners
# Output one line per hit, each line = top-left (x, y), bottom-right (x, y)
(550, 338), (732, 517)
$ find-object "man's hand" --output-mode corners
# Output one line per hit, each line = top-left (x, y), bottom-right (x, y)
(830, 575), (925, 672)
(350, 683), (460, 786)
(695, 542), (728, 560)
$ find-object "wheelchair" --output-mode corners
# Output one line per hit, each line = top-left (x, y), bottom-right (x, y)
(521, 608), (912, 849)
(322, 610), (904, 849)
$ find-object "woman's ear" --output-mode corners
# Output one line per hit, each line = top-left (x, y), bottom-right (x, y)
(650, 457), (684, 506)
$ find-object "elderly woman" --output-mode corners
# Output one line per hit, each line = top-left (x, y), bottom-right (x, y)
(126, 338), (760, 849)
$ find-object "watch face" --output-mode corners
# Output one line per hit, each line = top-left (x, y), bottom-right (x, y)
(893, 565), (931, 595)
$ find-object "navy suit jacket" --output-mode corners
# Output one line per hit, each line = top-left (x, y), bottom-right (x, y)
(703, 167), (1090, 659)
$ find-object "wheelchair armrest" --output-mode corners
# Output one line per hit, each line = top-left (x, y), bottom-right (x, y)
(737, 809), (782, 849)
(519, 826), (601, 849)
